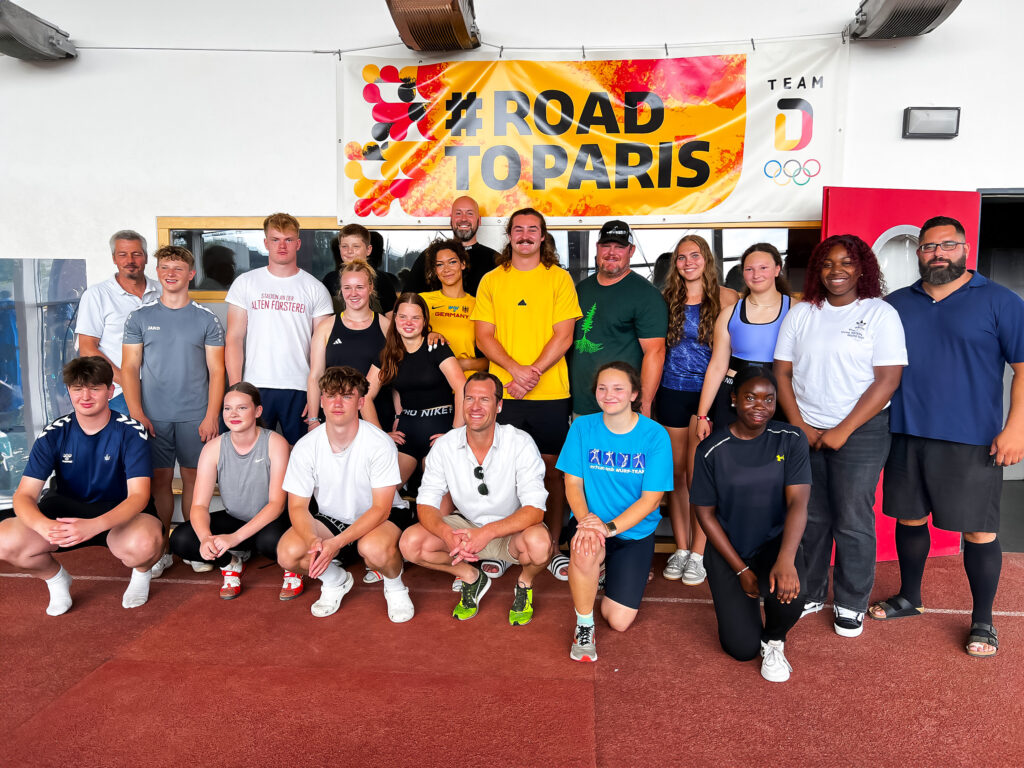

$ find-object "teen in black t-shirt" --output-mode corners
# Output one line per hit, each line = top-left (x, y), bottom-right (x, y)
(691, 366), (811, 683)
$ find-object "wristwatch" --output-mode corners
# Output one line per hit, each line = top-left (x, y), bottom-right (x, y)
(605, 521), (617, 535)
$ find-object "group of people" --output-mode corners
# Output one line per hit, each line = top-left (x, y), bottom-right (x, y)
(1, 203), (1022, 684)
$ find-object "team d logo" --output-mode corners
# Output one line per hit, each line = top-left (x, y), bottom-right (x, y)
(774, 98), (813, 151)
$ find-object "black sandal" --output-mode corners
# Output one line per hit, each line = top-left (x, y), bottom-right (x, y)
(966, 622), (998, 657)
(868, 594), (923, 620)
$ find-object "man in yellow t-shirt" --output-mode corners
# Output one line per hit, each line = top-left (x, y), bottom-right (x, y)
(472, 208), (582, 578)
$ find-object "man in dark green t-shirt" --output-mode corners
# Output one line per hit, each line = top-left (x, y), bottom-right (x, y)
(569, 220), (667, 416)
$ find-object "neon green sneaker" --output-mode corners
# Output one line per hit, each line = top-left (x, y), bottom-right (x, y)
(452, 569), (490, 620)
(509, 583), (534, 626)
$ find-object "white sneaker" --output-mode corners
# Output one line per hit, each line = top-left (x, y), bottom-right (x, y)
(760, 639), (792, 682)
(800, 600), (825, 618)
(363, 569), (383, 584)
(311, 571), (354, 618)
(384, 585), (415, 623)
(150, 553), (174, 579)
(662, 549), (690, 580)
(834, 605), (865, 638)
(681, 555), (706, 586)
(185, 559), (214, 573)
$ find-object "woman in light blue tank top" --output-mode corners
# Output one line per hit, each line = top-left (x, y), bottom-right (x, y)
(696, 243), (792, 446)
(655, 235), (738, 586)
(169, 383), (300, 601)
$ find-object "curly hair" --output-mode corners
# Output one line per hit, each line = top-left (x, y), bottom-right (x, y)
(379, 293), (431, 386)
(662, 235), (721, 347)
(423, 238), (468, 289)
(802, 234), (886, 308)
(496, 208), (559, 269)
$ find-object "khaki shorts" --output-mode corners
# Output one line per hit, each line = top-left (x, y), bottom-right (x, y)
(442, 513), (524, 563)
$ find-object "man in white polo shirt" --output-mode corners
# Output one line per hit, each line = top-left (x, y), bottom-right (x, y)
(75, 230), (162, 415)
(400, 372), (551, 625)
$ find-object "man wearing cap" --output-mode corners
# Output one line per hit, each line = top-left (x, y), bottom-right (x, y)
(403, 196), (498, 295)
(569, 220), (667, 417)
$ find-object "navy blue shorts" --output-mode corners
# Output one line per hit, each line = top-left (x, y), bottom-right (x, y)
(603, 533), (656, 610)
(258, 388), (307, 445)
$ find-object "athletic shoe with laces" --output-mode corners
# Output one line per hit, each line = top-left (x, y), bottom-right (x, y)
(508, 583), (534, 626)
(570, 623), (597, 662)
(662, 549), (690, 580)
(311, 570), (354, 618)
(363, 569), (383, 585)
(681, 555), (706, 586)
(219, 555), (246, 600)
(834, 605), (865, 637)
(760, 639), (792, 682)
(279, 571), (304, 600)
(150, 553), (174, 579)
(801, 600), (825, 618)
(452, 569), (491, 620)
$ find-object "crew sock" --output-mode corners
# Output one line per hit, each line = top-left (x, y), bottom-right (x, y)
(45, 566), (73, 616)
(122, 567), (153, 609)
(575, 610), (595, 627)
(964, 538), (1001, 625)
(895, 522), (930, 606)
(319, 562), (347, 589)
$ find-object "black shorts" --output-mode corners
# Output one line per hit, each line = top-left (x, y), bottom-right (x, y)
(654, 387), (701, 429)
(882, 434), (1002, 533)
(0, 491), (160, 552)
(498, 398), (571, 456)
(603, 533), (656, 610)
(311, 506), (416, 565)
(396, 405), (454, 461)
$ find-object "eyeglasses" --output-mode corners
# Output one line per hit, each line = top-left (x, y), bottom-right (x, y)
(917, 240), (965, 254)
(474, 465), (489, 495)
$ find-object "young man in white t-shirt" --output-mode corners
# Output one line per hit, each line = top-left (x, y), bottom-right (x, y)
(276, 366), (413, 622)
(225, 213), (333, 444)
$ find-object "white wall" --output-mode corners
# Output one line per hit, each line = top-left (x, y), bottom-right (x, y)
(1, 0), (1020, 283)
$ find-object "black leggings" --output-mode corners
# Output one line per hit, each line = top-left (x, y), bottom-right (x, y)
(169, 511), (290, 568)
(705, 535), (806, 661)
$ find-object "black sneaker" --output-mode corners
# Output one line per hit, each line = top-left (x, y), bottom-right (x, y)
(452, 568), (491, 620)
(834, 605), (865, 637)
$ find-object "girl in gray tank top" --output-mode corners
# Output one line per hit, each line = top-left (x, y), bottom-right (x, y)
(217, 427), (272, 522)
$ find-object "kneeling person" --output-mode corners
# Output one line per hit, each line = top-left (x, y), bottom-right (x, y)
(0, 356), (163, 614)
(400, 372), (551, 624)
(276, 366), (413, 622)
(558, 362), (673, 662)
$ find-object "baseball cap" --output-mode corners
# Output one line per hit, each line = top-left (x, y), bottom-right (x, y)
(597, 220), (633, 246)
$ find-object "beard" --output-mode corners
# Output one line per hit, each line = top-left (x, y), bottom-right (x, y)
(919, 254), (966, 285)
(452, 225), (476, 243)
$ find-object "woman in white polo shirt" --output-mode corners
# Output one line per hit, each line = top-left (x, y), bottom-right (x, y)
(774, 234), (907, 639)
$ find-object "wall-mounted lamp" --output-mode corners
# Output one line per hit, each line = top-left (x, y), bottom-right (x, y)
(902, 107), (960, 139)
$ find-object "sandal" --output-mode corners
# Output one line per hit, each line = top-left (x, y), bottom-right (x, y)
(966, 622), (998, 657)
(547, 554), (570, 582)
(868, 594), (923, 620)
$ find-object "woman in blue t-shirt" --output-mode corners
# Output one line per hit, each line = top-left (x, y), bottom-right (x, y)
(557, 361), (673, 663)
(691, 366), (811, 683)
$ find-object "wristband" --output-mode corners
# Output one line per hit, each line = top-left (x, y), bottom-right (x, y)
(697, 415), (711, 422)
(736, 566), (749, 577)
(305, 417), (320, 425)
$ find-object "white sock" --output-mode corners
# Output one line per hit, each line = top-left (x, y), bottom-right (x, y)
(45, 566), (73, 616)
(122, 567), (153, 609)
(319, 562), (347, 589)
(382, 572), (405, 593)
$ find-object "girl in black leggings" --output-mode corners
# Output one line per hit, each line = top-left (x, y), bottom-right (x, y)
(690, 366), (811, 683)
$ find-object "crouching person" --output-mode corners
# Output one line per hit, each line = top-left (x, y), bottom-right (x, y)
(276, 366), (414, 622)
(0, 356), (163, 614)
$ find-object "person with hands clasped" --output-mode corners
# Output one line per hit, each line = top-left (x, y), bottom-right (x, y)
(400, 372), (551, 624)
(691, 367), (811, 682)
(558, 362), (673, 662)
(774, 234), (906, 638)
(276, 366), (413, 622)
(168, 383), (298, 601)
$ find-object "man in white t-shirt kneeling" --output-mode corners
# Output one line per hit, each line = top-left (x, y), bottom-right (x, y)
(400, 372), (551, 625)
(276, 366), (413, 622)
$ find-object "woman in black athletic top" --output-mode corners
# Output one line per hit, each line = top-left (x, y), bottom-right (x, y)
(364, 293), (466, 487)
(307, 260), (392, 431)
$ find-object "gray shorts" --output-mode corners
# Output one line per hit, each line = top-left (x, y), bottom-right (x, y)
(149, 418), (205, 469)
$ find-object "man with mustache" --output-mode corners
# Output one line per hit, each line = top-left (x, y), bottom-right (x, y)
(870, 215), (1024, 658)
(472, 208), (582, 580)
(402, 196), (498, 295)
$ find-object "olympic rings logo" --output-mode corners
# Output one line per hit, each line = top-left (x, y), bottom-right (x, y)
(763, 159), (821, 186)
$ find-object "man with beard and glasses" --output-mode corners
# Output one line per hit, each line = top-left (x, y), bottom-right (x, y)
(869, 215), (1024, 658)
(569, 220), (667, 418)
(472, 207), (582, 580)
(403, 196), (498, 295)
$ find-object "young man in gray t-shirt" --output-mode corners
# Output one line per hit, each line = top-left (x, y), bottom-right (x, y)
(122, 246), (225, 576)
